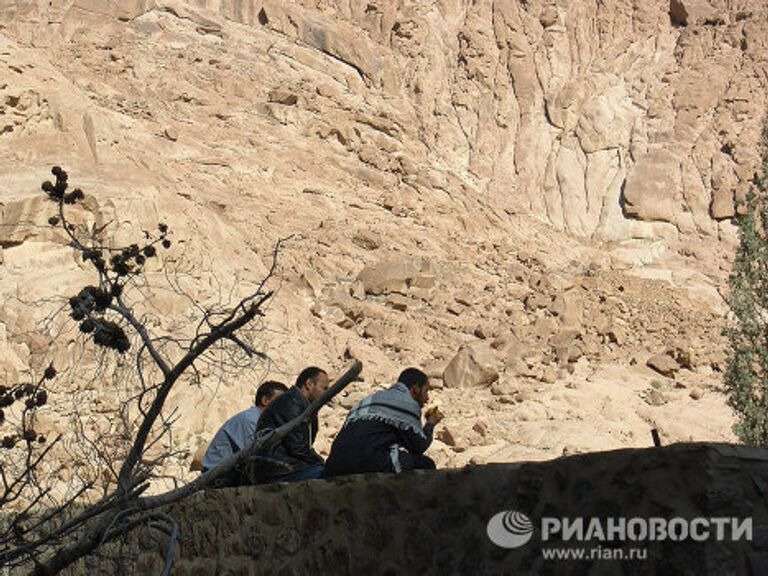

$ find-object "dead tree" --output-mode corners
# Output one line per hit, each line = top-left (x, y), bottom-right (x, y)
(0, 167), (362, 574)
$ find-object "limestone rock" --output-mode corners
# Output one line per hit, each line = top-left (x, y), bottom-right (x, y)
(472, 420), (488, 437)
(647, 354), (681, 378)
(525, 293), (550, 311)
(644, 388), (669, 407)
(436, 426), (457, 447)
(385, 293), (418, 312)
(550, 291), (582, 328)
(0, 0), (752, 492)
(267, 88), (299, 106)
(351, 230), (382, 251)
(490, 380), (518, 397)
(623, 150), (680, 223)
(670, 0), (721, 26)
(443, 344), (499, 388)
(357, 258), (434, 296)
(493, 334), (532, 376)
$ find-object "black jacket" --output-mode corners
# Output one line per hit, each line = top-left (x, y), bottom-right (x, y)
(253, 386), (323, 480)
(324, 418), (434, 477)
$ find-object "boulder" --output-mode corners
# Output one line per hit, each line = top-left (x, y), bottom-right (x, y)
(550, 291), (583, 328)
(436, 426), (458, 447)
(669, 0), (721, 26)
(357, 258), (435, 296)
(386, 293), (418, 312)
(524, 292), (550, 311)
(267, 88), (299, 106)
(351, 230), (382, 251)
(644, 388), (669, 406)
(472, 420), (489, 437)
(622, 150), (680, 223)
(532, 316), (559, 341)
(297, 269), (324, 299)
(443, 344), (499, 388)
(492, 334), (531, 376)
(490, 380), (519, 397)
(647, 354), (681, 378)
(362, 321), (385, 341)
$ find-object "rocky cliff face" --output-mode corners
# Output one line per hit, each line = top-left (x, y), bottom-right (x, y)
(1, 0), (766, 487)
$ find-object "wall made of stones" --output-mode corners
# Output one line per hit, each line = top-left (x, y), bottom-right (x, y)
(104, 444), (768, 576)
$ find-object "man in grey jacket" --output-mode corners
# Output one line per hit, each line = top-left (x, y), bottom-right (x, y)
(202, 380), (287, 486)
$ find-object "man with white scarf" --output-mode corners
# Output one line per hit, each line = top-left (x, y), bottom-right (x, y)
(325, 367), (443, 477)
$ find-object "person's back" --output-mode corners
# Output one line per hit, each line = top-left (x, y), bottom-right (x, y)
(325, 417), (427, 476)
(203, 406), (261, 471)
(325, 368), (442, 477)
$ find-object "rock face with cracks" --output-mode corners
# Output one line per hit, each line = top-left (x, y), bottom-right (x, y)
(1, 0), (765, 492)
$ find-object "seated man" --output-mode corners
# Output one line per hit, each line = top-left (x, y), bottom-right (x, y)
(252, 366), (330, 483)
(325, 367), (443, 477)
(202, 380), (287, 486)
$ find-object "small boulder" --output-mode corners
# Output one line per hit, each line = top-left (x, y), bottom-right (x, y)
(443, 344), (500, 388)
(525, 293), (550, 311)
(386, 293), (417, 312)
(647, 354), (680, 377)
(436, 427), (457, 447)
(550, 291), (582, 328)
(540, 366), (559, 384)
(539, 6), (558, 28)
(490, 380), (518, 397)
(362, 321), (385, 341)
(268, 88), (299, 106)
(472, 420), (489, 437)
(669, 0), (721, 26)
(352, 230), (382, 250)
(644, 388), (668, 406)
(357, 257), (434, 296)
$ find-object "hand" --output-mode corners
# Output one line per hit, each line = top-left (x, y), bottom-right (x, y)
(425, 406), (444, 426)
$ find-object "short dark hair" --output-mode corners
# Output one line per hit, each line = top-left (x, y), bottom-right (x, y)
(295, 366), (327, 388)
(255, 381), (288, 406)
(398, 368), (428, 389)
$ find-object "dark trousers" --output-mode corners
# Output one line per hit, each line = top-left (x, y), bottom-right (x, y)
(398, 452), (436, 472)
(259, 464), (325, 484)
(202, 466), (246, 488)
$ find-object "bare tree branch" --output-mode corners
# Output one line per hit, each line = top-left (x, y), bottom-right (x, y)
(1, 168), (336, 575)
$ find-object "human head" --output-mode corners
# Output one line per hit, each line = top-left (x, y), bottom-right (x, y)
(295, 366), (330, 403)
(254, 380), (288, 409)
(398, 367), (430, 407)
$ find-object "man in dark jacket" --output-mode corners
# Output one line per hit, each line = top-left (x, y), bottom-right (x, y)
(252, 366), (330, 483)
(324, 367), (443, 477)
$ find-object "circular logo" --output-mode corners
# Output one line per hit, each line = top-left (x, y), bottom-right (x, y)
(487, 510), (534, 548)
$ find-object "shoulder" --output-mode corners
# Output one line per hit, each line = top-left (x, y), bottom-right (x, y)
(226, 405), (259, 424)
(237, 406), (261, 425)
(262, 387), (302, 415)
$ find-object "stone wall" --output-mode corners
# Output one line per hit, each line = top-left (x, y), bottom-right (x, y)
(94, 444), (768, 575)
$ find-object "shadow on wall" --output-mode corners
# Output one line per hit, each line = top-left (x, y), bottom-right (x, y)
(78, 443), (768, 576)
